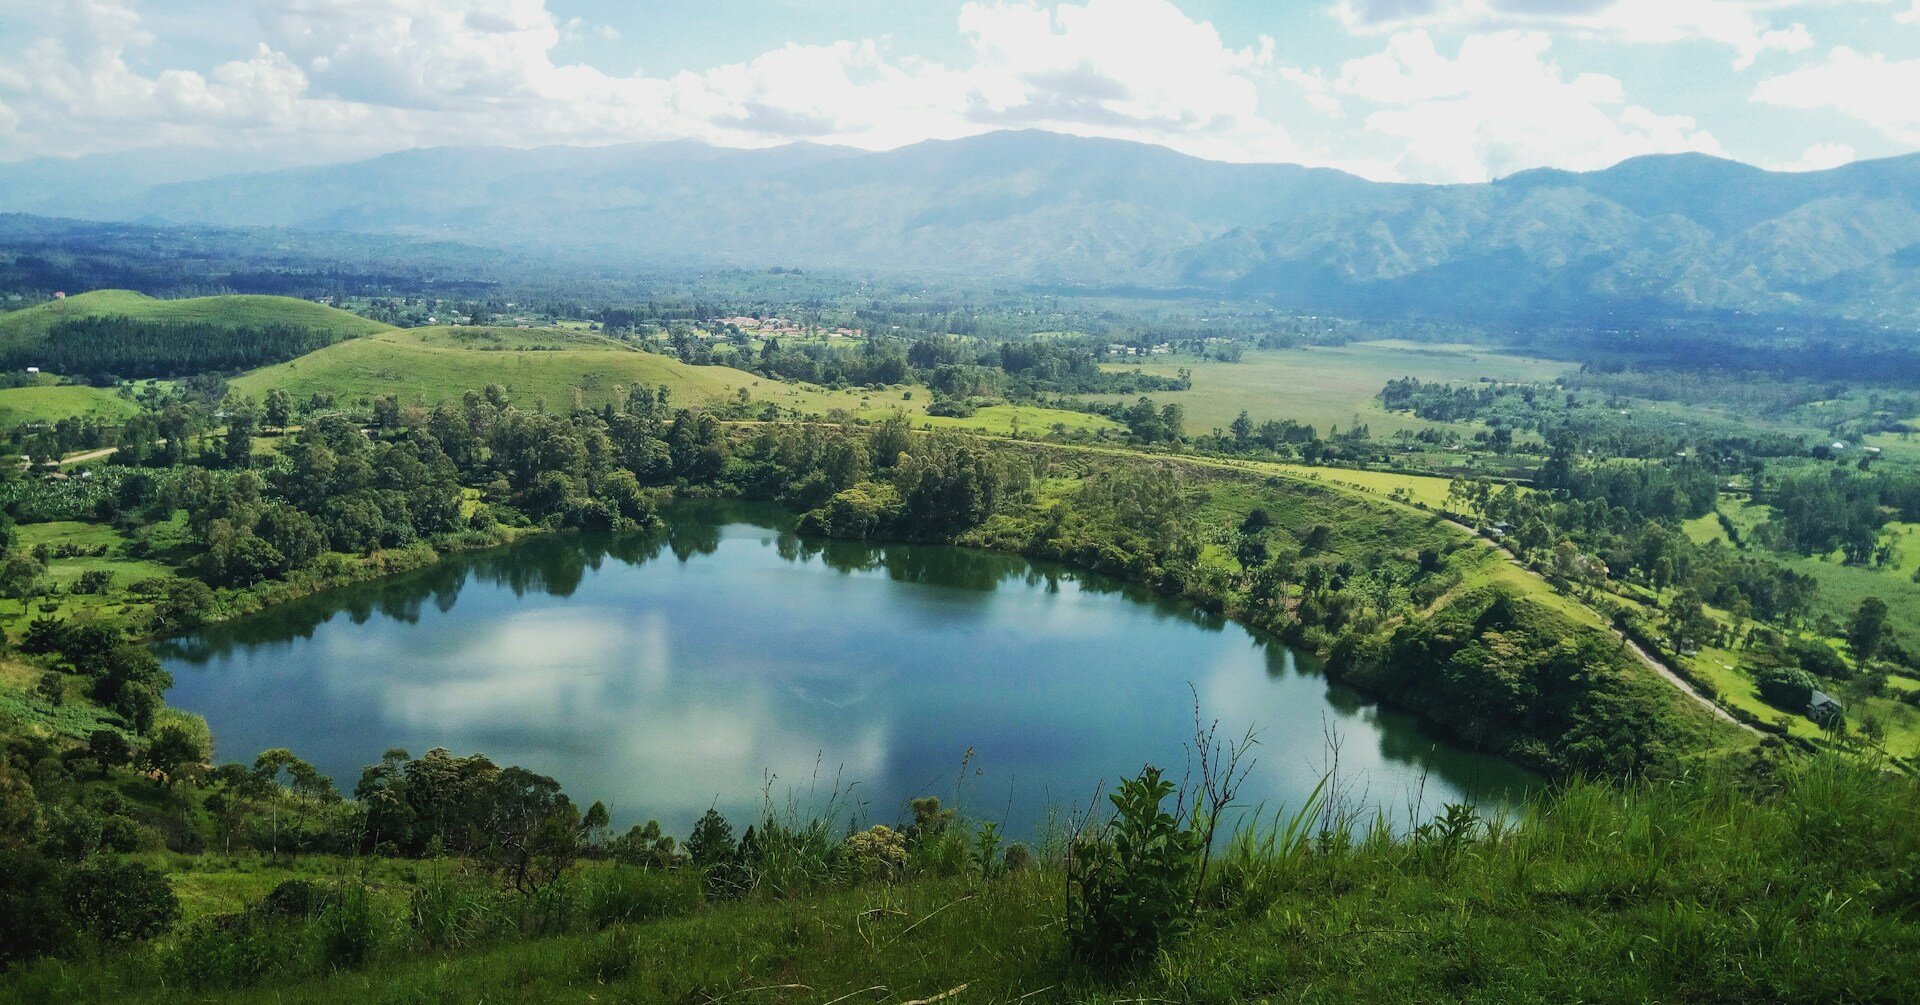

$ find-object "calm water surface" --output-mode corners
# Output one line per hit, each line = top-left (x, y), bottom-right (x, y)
(163, 503), (1535, 837)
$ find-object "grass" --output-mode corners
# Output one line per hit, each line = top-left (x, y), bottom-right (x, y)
(12, 520), (178, 595)
(232, 327), (897, 416)
(0, 385), (142, 430)
(0, 290), (388, 353)
(1079, 340), (1575, 436)
(232, 327), (1119, 435)
(1248, 461), (1458, 509)
(904, 403), (1120, 436)
(8, 759), (1917, 1004)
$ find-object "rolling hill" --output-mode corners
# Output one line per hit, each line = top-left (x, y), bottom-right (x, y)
(230, 325), (1121, 433)
(227, 326), (884, 415)
(0, 290), (391, 377)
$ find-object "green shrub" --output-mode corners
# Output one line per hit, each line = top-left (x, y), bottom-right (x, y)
(1066, 766), (1200, 965)
(1756, 664), (1815, 712)
(407, 870), (498, 950)
(579, 865), (701, 929)
(61, 858), (179, 943)
(307, 882), (378, 970)
(165, 914), (293, 990)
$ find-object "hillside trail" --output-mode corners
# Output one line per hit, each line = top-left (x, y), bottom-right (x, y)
(1439, 516), (1755, 733)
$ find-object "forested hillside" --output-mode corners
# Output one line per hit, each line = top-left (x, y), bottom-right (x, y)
(7, 134), (1919, 323)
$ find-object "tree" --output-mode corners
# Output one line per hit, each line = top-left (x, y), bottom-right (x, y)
(61, 858), (179, 943)
(1756, 664), (1816, 712)
(1848, 597), (1891, 667)
(263, 388), (294, 433)
(476, 767), (581, 894)
(0, 552), (47, 612)
(1229, 410), (1253, 444)
(0, 846), (72, 965)
(222, 400), (257, 469)
(686, 808), (736, 868)
(143, 724), (204, 787)
(88, 729), (132, 776)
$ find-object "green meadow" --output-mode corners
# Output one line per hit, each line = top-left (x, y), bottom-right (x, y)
(1082, 340), (1575, 435)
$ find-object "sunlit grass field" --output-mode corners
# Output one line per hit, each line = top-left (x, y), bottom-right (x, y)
(230, 327), (888, 415)
(0, 385), (141, 430)
(1081, 340), (1575, 435)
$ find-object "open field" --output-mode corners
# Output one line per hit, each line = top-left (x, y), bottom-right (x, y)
(0, 384), (141, 429)
(1081, 340), (1576, 435)
(1709, 498), (1920, 645)
(904, 403), (1120, 436)
(0, 290), (388, 350)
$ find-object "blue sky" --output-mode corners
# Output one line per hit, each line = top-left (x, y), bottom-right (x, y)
(1, 0), (1916, 181)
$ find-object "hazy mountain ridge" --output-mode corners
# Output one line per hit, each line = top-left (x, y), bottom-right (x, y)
(3, 131), (1918, 323)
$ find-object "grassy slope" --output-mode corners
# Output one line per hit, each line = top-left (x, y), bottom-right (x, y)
(230, 326), (878, 412)
(0, 385), (141, 429)
(231, 327), (1118, 435)
(1081, 340), (1575, 435)
(0, 290), (388, 352)
(14, 762), (1916, 1004)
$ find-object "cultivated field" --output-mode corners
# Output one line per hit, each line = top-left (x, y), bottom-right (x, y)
(1082, 340), (1576, 435)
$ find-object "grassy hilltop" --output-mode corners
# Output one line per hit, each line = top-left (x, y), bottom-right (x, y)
(0, 290), (387, 351)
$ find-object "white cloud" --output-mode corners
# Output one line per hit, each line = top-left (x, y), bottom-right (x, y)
(0, 0), (379, 156)
(950, 0), (1304, 160)
(1753, 45), (1920, 145)
(1901, 1), (1920, 22)
(0, 0), (1312, 165)
(1766, 140), (1857, 170)
(1332, 0), (1818, 68)
(0, 0), (1848, 183)
(1335, 30), (1724, 181)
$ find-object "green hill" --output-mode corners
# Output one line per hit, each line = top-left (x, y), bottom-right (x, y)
(228, 326), (887, 414)
(0, 291), (387, 347)
(0, 291), (390, 378)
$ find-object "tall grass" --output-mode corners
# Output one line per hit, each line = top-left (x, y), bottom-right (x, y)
(6, 755), (1919, 1003)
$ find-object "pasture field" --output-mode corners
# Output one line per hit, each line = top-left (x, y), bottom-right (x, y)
(0, 384), (141, 429)
(9, 519), (178, 607)
(1710, 497), (1920, 645)
(1252, 461), (1458, 508)
(1080, 340), (1575, 435)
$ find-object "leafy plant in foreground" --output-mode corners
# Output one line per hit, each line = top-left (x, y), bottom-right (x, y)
(1066, 765), (1200, 966)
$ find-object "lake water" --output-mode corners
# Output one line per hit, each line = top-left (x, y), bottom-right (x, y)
(162, 502), (1536, 839)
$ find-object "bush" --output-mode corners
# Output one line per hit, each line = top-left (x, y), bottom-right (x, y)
(407, 870), (499, 951)
(0, 846), (72, 965)
(307, 882), (378, 970)
(1756, 664), (1816, 712)
(165, 914), (293, 991)
(580, 866), (701, 929)
(843, 825), (907, 882)
(62, 858), (179, 943)
(1066, 766), (1200, 966)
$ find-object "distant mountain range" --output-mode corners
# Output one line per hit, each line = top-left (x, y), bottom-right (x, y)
(4, 130), (1919, 325)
